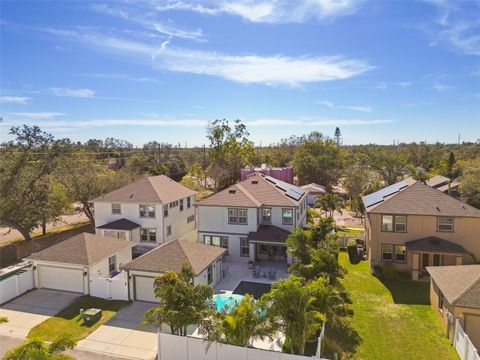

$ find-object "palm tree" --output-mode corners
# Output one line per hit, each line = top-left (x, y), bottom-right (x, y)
(3, 335), (76, 360)
(206, 294), (272, 347)
(315, 193), (344, 218)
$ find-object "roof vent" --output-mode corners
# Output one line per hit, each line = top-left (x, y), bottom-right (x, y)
(229, 189), (236, 194)
(130, 194), (134, 198)
(435, 206), (441, 212)
(460, 204), (465, 209)
(251, 180), (258, 184)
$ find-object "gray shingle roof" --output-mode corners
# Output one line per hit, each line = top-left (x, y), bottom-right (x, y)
(91, 175), (197, 204)
(122, 239), (226, 275)
(27, 232), (133, 266)
(406, 236), (468, 254)
(247, 225), (291, 244)
(427, 265), (480, 308)
(97, 218), (141, 230)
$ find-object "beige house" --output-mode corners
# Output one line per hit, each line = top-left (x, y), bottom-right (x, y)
(363, 180), (480, 280)
(427, 265), (480, 350)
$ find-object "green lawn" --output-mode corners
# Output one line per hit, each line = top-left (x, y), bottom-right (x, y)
(28, 296), (129, 342)
(325, 253), (458, 360)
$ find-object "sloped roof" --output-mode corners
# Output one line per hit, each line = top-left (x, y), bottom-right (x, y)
(247, 225), (291, 244)
(197, 173), (304, 207)
(364, 181), (480, 217)
(406, 236), (468, 254)
(427, 265), (480, 308)
(91, 175), (197, 204)
(28, 232), (133, 266)
(122, 239), (226, 275)
(97, 218), (141, 230)
(301, 183), (327, 194)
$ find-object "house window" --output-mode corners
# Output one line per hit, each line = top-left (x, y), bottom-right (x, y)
(221, 237), (229, 255)
(437, 217), (454, 232)
(167, 225), (172, 236)
(394, 245), (406, 263)
(180, 199), (184, 211)
(261, 208), (271, 224)
(259, 244), (269, 254)
(228, 208), (248, 225)
(238, 209), (247, 224)
(108, 256), (116, 273)
(187, 196), (191, 208)
(207, 265), (213, 284)
(433, 254), (444, 266)
(382, 215), (407, 232)
(187, 215), (195, 223)
(111, 203), (121, 214)
(117, 231), (127, 240)
(282, 209), (293, 225)
(140, 204), (155, 218)
(394, 216), (407, 232)
(141, 228), (156, 242)
(438, 292), (444, 312)
(240, 237), (249, 257)
(163, 205), (169, 217)
(203, 235), (229, 255)
(381, 244), (393, 261)
(381, 215), (393, 231)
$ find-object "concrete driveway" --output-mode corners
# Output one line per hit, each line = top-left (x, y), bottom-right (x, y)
(77, 301), (158, 360)
(0, 289), (79, 338)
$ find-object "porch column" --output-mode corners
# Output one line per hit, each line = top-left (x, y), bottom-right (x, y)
(412, 253), (420, 281)
(249, 243), (255, 262)
(455, 256), (463, 265)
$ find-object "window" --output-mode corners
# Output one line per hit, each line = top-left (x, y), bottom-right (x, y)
(108, 256), (116, 273)
(221, 237), (229, 255)
(104, 230), (117, 238)
(141, 228), (156, 242)
(167, 225), (172, 236)
(437, 217), (454, 232)
(140, 204), (155, 218)
(203, 235), (229, 255)
(117, 231), (127, 240)
(394, 245), (406, 262)
(180, 199), (184, 211)
(438, 292), (444, 312)
(261, 208), (271, 224)
(228, 208), (248, 225)
(259, 244), (269, 254)
(187, 215), (195, 223)
(207, 265), (213, 284)
(163, 204), (169, 218)
(433, 254), (444, 266)
(187, 196), (191, 208)
(282, 209), (293, 225)
(111, 203), (121, 214)
(240, 237), (249, 257)
(381, 244), (393, 261)
(382, 215), (407, 232)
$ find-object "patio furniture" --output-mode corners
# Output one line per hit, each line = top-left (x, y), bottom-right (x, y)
(248, 261), (254, 270)
(253, 265), (261, 278)
(81, 308), (102, 325)
(268, 266), (277, 280)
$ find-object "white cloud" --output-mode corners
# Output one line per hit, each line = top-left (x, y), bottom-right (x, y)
(433, 83), (453, 91)
(155, 0), (359, 24)
(49, 87), (96, 98)
(79, 73), (159, 83)
(316, 100), (372, 112)
(394, 81), (412, 87)
(316, 100), (335, 108)
(8, 112), (65, 119)
(0, 96), (31, 104)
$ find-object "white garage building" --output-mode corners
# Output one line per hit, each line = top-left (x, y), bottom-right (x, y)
(122, 239), (226, 303)
(27, 232), (133, 294)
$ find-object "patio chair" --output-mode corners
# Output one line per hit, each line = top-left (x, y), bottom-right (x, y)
(253, 265), (261, 278)
(268, 266), (277, 280)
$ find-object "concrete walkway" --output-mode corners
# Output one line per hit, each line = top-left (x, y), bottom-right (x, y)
(0, 289), (79, 338)
(77, 301), (158, 360)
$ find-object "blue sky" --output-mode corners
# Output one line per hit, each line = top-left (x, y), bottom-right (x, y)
(1, 0), (479, 146)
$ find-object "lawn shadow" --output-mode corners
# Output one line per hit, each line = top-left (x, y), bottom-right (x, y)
(323, 321), (362, 359)
(379, 278), (430, 305)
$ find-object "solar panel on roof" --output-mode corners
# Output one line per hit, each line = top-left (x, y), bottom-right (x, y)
(362, 181), (409, 208)
(286, 189), (303, 201)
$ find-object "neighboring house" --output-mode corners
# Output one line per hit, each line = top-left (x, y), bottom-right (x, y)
(122, 239), (226, 302)
(363, 180), (480, 280)
(426, 175), (460, 198)
(427, 265), (480, 350)
(301, 183), (327, 206)
(27, 232), (133, 294)
(241, 164), (294, 184)
(91, 175), (197, 248)
(196, 172), (307, 264)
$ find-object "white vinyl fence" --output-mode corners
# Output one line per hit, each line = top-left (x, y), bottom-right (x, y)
(157, 332), (328, 360)
(0, 266), (34, 304)
(454, 319), (479, 360)
(89, 272), (129, 300)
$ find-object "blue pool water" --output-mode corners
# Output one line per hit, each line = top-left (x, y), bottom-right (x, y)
(212, 293), (245, 313)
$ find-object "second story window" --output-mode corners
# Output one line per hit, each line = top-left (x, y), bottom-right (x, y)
(180, 199), (184, 211)
(437, 217), (454, 232)
(261, 208), (271, 224)
(163, 204), (168, 218)
(228, 208), (248, 225)
(140, 228), (156, 242)
(111, 203), (121, 214)
(167, 225), (172, 236)
(187, 215), (195, 223)
(187, 196), (191, 208)
(282, 209), (293, 225)
(381, 215), (407, 232)
(139, 204), (155, 218)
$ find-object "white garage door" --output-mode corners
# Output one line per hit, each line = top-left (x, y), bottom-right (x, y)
(134, 276), (158, 302)
(38, 266), (84, 293)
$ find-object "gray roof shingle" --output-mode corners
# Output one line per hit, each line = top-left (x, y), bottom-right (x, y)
(406, 236), (468, 254)
(97, 218), (141, 230)
(247, 225), (291, 244)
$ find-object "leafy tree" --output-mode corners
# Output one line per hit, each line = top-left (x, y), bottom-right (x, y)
(407, 165), (429, 183)
(459, 158), (480, 208)
(207, 119), (254, 190)
(292, 132), (346, 188)
(369, 149), (407, 185)
(143, 263), (214, 336)
(261, 276), (327, 355)
(3, 335), (76, 360)
(315, 193), (344, 218)
(205, 294), (272, 347)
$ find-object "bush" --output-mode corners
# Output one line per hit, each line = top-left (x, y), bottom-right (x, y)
(381, 263), (399, 280)
(347, 244), (359, 264)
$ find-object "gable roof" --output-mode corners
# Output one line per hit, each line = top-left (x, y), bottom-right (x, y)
(27, 232), (133, 266)
(301, 183), (327, 194)
(91, 175), (197, 204)
(406, 236), (468, 255)
(427, 265), (480, 308)
(122, 239), (226, 275)
(363, 181), (480, 217)
(97, 218), (141, 231)
(197, 173), (305, 207)
(247, 225), (291, 244)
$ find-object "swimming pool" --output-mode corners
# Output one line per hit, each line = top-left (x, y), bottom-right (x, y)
(212, 293), (245, 313)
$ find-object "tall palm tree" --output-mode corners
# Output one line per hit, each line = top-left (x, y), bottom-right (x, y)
(315, 193), (344, 218)
(3, 335), (76, 360)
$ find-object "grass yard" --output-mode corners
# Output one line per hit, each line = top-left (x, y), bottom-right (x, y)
(28, 296), (129, 342)
(325, 253), (458, 360)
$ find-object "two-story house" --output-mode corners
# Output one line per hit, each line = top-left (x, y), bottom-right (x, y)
(363, 180), (480, 280)
(196, 172), (307, 264)
(91, 175), (197, 249)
